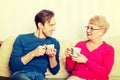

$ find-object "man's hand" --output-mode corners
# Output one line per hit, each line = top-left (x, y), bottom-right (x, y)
(21, 45), (46, 65)
(46, 47), (57, 57)
(32, 45), (46, 57)
(46, 47), (57, 68)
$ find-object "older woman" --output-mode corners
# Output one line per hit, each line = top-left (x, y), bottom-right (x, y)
(65, 15), (114, 80)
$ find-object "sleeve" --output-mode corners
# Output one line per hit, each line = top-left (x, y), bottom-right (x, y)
(65, 56), (76, 73)
(9, 36), (25, 72)
(65, 41), (82, 73)
(48, 40), (60, 75)
(86, 46), (114, 79)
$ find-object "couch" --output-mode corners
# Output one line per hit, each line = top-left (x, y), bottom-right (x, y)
(0, 36), (120, 80)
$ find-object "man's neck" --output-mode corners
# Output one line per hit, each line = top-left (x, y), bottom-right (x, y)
(34, 30), (46, 38)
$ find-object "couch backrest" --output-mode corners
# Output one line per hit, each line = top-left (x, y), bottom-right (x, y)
(0, 36), (120, 78)
(103, 37), (120, 77)
(0, 36), (16, 77)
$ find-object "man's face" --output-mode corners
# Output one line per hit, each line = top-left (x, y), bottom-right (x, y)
(42, 17), (56, 37)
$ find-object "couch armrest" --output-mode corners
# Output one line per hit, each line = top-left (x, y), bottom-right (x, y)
(0, 76), (10, 80)
(0, 41), (3, 47)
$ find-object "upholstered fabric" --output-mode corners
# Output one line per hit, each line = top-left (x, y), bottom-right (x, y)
(46, 39), (69, 78)
(0, 36), (16, 77)
(104, 37), (120, 77)
(0, 36), (120, 79)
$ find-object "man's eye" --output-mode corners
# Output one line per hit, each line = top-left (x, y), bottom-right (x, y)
(91, 28), (94, 30)
(50, 24), (55, 26)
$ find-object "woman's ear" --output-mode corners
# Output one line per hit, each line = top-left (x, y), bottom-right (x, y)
(38, 22), (43, 29)
(99, 29), (105, 36)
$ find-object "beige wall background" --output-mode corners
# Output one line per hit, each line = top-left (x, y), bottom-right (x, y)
(0, 0), (120, 41)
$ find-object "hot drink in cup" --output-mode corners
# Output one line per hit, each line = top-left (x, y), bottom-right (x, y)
(71, 47), (81, 57)
(46, 44), (54, 49)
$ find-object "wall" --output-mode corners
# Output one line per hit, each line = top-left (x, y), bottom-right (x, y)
(0, 0), (120, 41)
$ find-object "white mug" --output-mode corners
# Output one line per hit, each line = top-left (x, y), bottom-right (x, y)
(46, 44), (54, 49)
(72, 47), (81, 57)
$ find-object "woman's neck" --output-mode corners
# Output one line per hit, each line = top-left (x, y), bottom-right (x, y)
(87, 39), (103, 52)
(88, 38), (103, 44)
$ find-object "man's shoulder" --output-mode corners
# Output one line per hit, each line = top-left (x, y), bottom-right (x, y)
(18, 33), (33, 37)
(16, 33), (34, 39)
(15, 33), (34, 42)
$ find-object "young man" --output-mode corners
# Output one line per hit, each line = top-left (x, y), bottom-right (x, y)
(9, 9), (60, 80)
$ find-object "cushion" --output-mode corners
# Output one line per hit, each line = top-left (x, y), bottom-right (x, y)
(0, 36), (16, 77)
(46, 39), (69, 78)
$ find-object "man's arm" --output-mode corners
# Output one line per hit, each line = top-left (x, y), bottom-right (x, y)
(21, 46), (46, 65)
(49, 54), (57, 68)
(46, 40), (60, 75)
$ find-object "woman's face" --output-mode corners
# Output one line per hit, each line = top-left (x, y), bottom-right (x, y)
(86, 24), (104, 40)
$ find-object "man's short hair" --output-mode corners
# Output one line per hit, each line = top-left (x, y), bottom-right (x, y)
(35, 9), (54, 28)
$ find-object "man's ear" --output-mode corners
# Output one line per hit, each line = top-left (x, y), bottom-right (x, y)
(38, 22), (43, 29)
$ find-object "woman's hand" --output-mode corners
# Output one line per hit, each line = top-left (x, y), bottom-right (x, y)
(65, 48), (73, 57)
(72, 53), (88, 63)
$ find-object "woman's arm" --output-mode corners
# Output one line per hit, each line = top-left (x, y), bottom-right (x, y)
(86, 46), (114, 79)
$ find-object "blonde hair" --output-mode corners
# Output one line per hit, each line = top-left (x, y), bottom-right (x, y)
(89, 15), (110, 33)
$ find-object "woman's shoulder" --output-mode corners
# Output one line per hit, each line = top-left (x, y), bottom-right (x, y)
(102, 41), (114, 54)
(103, 41), (114, 49)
